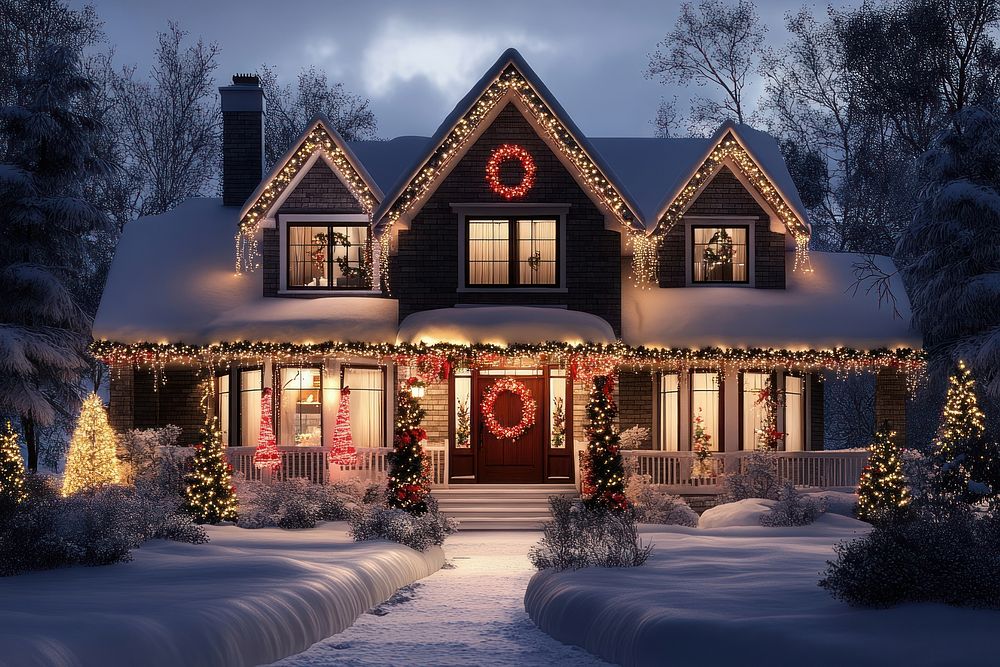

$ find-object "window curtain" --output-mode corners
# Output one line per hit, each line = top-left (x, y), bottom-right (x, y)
(658, 373), (679, 451)
(343, 367), (384, 448)
(691, 372), (721, 451)
(784, 375), (805, 451)
(279, 367), (322, 446)
(239, 370), (262, 446)
(741, 372), (770, 450)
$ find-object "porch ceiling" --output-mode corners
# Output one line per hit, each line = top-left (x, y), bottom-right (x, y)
(396, 306), (616, 346)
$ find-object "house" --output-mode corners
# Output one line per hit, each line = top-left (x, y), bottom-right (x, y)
(93, 49), (921, 499)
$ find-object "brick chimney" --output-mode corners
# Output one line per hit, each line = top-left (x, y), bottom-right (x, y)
(220, 74), (265, 207)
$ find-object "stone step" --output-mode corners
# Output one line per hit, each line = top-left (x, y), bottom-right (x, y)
(435, 497), (566, 508)
(450, 516), (552, 531)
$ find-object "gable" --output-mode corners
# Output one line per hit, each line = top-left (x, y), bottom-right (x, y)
(277, 160), (365, 214)
(685, 166), (768, 218)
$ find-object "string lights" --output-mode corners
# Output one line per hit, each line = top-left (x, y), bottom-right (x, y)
(62, 394), (121, 497)
(485, 144), (536, 199)
(236, 121), (379, 275)
(856, 424), (910, 522)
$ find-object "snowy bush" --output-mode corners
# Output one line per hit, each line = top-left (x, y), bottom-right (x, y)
(820, 509), (1000, 608)
(760, 482), (826, 527)
(722, 450), (782, 501)
(619, 425), (650, 450)
(118, 425), (183, 486)
(529, 495), (652, 570)
(630, 485), (699, 526)
(0, 475), (207, 576)
(349, 505), (456, 552)
(235, 477), (383, 530)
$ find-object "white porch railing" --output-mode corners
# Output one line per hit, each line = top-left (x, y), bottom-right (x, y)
(617, 449), (870, 493)
(225, 443), (449, 486)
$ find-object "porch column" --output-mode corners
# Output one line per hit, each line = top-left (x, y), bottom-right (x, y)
(875, 367), (907, 446)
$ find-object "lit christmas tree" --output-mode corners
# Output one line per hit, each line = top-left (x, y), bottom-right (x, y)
(932, 360), (995, 504)
(455, 397), (471, 448)
(252, 387), (280, 472)
(386, 377), (431, 514)
(183, 417), (238, 524)
(329, 387), (358, 465)
(62, 394), (120, 496)
(0, 420), (27, 516)
(691, 408), (714, 478)
(583, 375), (629, 511)
(856, 423), (910, 522)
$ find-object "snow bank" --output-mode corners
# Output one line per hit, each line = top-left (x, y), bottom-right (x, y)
(622, 251), (919, 349)
(0, 522), (443, 667)
(396, 306), (616, 345)
(93, 198), (399, 344)
(525, 521), (1000, 666)
(805, 490), (859, 517)
(699, 498), (868, 530)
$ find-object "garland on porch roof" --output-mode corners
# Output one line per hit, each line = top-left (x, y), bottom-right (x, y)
(92, 339), (926, 390)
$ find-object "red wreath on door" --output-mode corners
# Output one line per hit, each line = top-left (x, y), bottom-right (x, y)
(481, 377), (537, 440)
(485, 144), (536, 200)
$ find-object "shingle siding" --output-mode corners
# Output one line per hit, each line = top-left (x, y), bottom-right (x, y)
(390, 103), (622, 335)
(277, 160), (364, 214)
(619, 370), (654, 449)
(130, 368), (205, 446)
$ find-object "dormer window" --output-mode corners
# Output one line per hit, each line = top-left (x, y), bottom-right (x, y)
(287, 222), (370, 290)
(691, 225), (749, 283)
(466, 217), (558, 287)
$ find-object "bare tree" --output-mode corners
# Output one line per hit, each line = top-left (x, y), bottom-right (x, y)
(112, 23), (221, 219)
(647, 0), (766, 134)
(259, 64), (377, 169)
(652, 97), (679, 137)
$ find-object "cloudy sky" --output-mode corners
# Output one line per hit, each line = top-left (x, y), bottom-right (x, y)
(79, 0), (839, 138)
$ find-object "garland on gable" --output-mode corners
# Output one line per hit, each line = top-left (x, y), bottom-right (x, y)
(236, 123), (379, 274)
(630, 131), (814, 287)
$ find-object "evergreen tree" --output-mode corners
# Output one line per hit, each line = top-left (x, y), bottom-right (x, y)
(931, 361), (998, 506)
(856, 423), (910, 522)
(0, 42), (111, 471)
(583, 375), (629, 512)
(62, 394), (120, 496)
(183, 417), (237, 524)
(0, 420), (27, 518)
(386, 378), (431, 515)
(895, 108), (1000, 414)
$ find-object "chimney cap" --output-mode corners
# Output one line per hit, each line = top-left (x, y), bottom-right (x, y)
(231, 73), (260, 86)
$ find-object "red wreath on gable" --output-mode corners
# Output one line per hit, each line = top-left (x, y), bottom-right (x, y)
(486, 144), (536, 200)
(481, 377), (537, 440)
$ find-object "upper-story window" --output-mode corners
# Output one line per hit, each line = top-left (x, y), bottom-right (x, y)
(466, 217), (558, 287)
(692, 225), (749, 283)
(287, 223), (370, 290)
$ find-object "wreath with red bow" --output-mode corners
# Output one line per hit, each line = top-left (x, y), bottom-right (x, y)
(481, 377), (537, 440)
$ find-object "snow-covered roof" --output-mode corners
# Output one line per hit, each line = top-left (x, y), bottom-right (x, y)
(396, 306), (616, 346)
(622, 251), (920, 350)
(93, 198), (398, 345)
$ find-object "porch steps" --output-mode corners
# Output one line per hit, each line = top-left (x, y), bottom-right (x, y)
(434, 484), (578, 530)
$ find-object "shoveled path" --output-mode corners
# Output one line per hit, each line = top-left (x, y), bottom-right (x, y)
(271, 531), (610, 666)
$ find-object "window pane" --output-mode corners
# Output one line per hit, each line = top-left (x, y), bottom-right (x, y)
(549, 368), (567, 448)
(659, 373), (679, 451)
(217, 374), (230, 446)
(329, 225), (369, 289)
(288, 225), (330, 288)
(692, 227), (748, 283)
(742, 372), (770, 450)
(343, 367), (384, 448)
(468, 220), (509, 285)
(518, 219), (557, 285)
(279, 367), (322, 446)
(785, 375), (804, 451)
(691, 372), (720, 451)
(454, 372), (472, 448)
(239, 370), (263, 447)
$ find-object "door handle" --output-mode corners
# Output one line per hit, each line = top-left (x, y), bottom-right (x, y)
(478, 420), (485, 451)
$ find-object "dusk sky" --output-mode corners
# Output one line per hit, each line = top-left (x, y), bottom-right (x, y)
(76, 0), (846, 139)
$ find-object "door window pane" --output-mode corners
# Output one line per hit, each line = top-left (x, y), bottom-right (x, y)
(342, 367), (385, 448)
(549, 368), (567, 449)
(785, 375), (805, 452)
(658, 373), (679, 451)
(239, 369), (263, 447)
(742, 372), (770, 450)
(454, 371), (472, 448)
(279, 367), (322, 446)
(691, 372), (720, 451)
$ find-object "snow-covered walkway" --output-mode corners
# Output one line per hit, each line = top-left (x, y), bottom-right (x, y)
(272, 531), (610, 666)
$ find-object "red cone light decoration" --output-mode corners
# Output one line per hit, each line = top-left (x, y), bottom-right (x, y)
(253, 387), (281, 471)
(329, 387), (358, 465)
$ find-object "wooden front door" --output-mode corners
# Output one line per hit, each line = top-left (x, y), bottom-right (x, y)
(474, 374), (545, 484)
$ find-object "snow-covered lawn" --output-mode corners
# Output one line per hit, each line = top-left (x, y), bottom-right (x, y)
(525, 505), (1000, 667)
(272, 531), (609, 666)
(0, 522), (443, 667)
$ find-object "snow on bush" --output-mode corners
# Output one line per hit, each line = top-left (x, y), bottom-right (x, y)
(118, 425), (183, 485)
(820, 509), (1000, 608)
(804, 490), (858, 517)
(618, 425), (650, 450)
(631, 484), (699, 526)
(699, 498), (774, 528)
(722, 450), (782, 501)
(529, 495), (652, 570)
(760, 481), (826, 527)
(0, 476), (207, 576)
(349, 504), (457, 552)
(235, 477), (379, 530)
